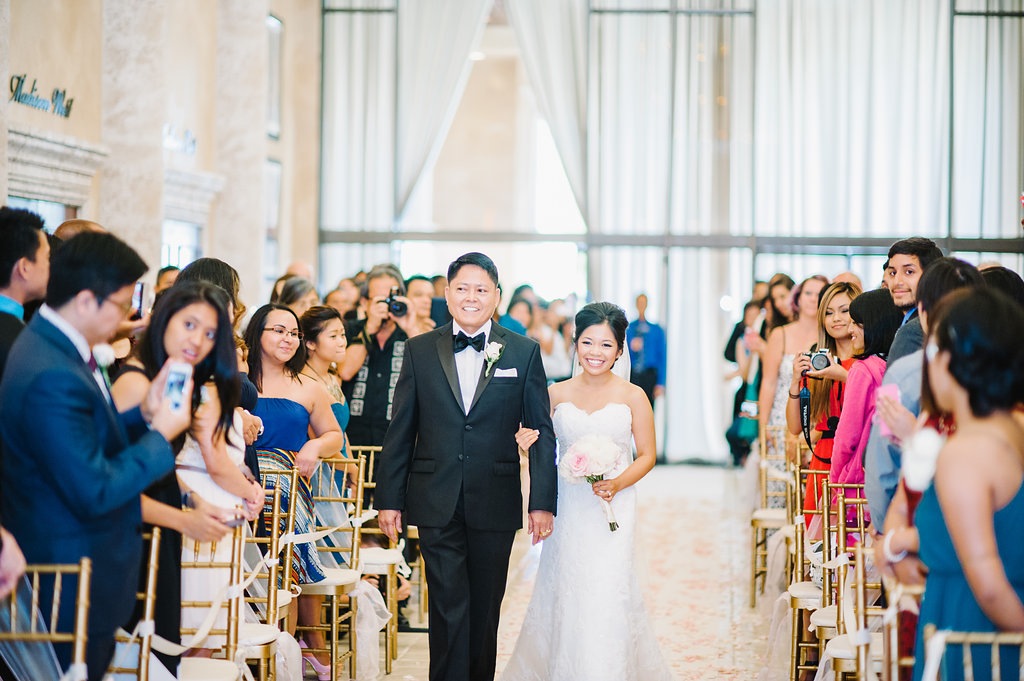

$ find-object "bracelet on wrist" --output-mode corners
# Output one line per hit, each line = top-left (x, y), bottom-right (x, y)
(883, 528), (908, 563)
(789, 391), (801, 399)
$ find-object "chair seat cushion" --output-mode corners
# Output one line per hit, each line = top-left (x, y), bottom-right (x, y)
(787, 580), (822, 602)
(239, 622), (279, 647)
(826, 631), (883, 660)
(301, 568), (361, 594)
(361, 547), (403, 573)
(751, 508), (788, 525)
(810, 604), (837, 629)
(178, 656), (239, 681)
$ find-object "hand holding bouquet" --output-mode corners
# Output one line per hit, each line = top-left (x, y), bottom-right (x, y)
(562, 434), (622, 531)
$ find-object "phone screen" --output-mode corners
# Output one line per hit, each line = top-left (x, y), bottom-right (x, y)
(131, 282), (145, 320)
(164, 363), (192, 411)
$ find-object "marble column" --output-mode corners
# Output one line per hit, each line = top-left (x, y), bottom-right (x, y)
(0, 0), (11, 201)
(98, 0), (167, 271)
(210, 0), (269, 308)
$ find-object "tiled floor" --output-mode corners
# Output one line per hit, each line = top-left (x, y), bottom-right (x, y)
(361, 465), (768, 680)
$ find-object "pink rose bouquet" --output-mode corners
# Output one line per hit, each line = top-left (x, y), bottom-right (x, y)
(561, 434), (622, 531)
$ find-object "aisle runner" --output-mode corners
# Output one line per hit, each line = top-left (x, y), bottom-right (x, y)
(495, 465), (769, 680)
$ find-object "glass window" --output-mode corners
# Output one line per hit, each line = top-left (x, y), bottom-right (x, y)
(6, 196), (71, 234)
(161, 219), (202, 268)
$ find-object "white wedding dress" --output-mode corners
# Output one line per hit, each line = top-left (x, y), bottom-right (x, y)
(500, 402), (674, 681)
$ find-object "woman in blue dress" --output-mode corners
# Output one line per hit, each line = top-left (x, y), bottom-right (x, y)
(243, 304), (343, 668)
(878, 288), (1024, 681)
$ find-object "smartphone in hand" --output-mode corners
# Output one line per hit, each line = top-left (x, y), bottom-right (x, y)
(164, 362), (193, 412)
(875, 383), (901, 439)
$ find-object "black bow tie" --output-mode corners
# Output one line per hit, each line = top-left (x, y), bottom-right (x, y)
(453, 331), (486, 353)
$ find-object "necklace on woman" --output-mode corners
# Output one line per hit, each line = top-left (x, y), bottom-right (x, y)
(302, 363), (329, 386)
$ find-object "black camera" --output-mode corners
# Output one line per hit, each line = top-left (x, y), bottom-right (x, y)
(383, 286), (407, 317)
(804, 349), (832, 372)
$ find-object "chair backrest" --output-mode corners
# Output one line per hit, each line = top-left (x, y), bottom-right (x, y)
(0, 557), (92, 679)
(308, 454), (366, 570)
(922, 624), (1024, 681)
(245, 484), (285, 624)
(758, 424), (792, 512)
(881, 576), (924, 681)
(834, 494), (869, 638)
(179, 523), (244, 660)
(108, 528), (161, 681)
(350, 445), (383, 511)
(852, 544), (885, 678)
(821, 481), (866, 611)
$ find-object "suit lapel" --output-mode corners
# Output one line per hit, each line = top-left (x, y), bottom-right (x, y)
(468, 325), (507, 413)
(436, 325), (465, 413)
(33, 316), (124, 440)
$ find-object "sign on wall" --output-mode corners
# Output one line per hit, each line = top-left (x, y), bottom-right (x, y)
(9, 74), (74, 118)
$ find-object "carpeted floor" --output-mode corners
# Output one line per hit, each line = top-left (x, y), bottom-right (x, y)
(375, 465), (769, 680)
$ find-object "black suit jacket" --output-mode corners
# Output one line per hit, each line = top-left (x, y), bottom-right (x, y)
(0, 314), (176, 680)
(376, 322), (557, 531)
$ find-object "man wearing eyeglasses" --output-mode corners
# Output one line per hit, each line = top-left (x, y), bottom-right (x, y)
(0, 232), (193, 681)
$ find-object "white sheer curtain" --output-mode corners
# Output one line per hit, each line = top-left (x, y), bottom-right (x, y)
(506, 0), (589, 219)
(754, 0), (950, 237)
(395, 0), (493, 218)
(321, 0), (492, 233)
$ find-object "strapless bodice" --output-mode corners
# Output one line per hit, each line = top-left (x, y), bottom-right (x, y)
(553, 402), (633, 480)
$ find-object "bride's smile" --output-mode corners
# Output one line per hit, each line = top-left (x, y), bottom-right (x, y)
(577, 323), (621, 374)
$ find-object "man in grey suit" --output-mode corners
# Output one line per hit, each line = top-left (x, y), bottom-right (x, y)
(0, 232), (192, 680)
(377, 252), (557, 681)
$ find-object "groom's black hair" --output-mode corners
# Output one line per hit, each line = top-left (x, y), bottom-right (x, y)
(447, 252), (500, 288)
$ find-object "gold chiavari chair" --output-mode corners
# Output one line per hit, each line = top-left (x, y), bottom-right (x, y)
(789, 467), (830, 681)
(881, 576), (924, 681)
(810, 481), (865, 659)
(0, 558), (92, 681)
(921, 625), (1024, 681)
(300, 456), (366, 681)
(751, 424), (792, 607)
(824, 495), (883, 679)
(109, 528), (238, 681)
(245, 484), (290, 628)
(180, 521), (280, 679)
(352, 444), (405, 671)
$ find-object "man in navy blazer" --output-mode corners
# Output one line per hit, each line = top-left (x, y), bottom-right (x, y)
(377, 252), (557, 681)
(0, 232), (193, 681)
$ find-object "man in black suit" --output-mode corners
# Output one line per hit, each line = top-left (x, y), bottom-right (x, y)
(0, 207), (50, 381)
(377, 252), (557, 681)
(0, 232), (192, 681)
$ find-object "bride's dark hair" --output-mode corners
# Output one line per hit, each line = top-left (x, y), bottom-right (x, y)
(573, 302), (628, 351)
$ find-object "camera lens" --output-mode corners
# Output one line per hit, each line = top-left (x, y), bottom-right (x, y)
(810, 353), (831, 371)
(389, 299), (408, 317)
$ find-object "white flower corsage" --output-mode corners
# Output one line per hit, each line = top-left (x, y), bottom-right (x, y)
(92, 343), (115, 388)
(901, 426), (945, 492)
(484, 341), (503, 376)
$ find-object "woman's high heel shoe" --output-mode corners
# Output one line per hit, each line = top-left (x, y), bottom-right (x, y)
(301, 653), (331, 681)
(298, 640), (332, 681)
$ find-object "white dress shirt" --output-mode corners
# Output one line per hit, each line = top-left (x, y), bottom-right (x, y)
(452, 319), (492, 414)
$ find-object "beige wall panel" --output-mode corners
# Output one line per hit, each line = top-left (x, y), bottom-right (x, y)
(163, 0), (217, 172)
(8, 0), (102, 144)
(209, 0), (268, 309)
(98, 0), (166, 268)
(1, 0), (10, 201)
(269, 0), (321, 283)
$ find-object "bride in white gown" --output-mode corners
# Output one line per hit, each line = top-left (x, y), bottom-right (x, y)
(501, 302), (674, 681)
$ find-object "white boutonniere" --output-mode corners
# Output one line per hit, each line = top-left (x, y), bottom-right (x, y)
(484, 341), (503, 377)
(92, 343), (115, 389)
